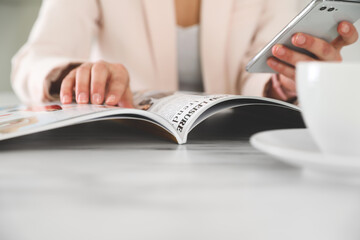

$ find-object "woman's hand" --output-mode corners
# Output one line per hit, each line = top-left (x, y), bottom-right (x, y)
(266, 21), (359, 102)
(60, 61), (133, 107)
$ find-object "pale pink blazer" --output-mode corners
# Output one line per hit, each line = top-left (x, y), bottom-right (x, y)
(11, 0), (297, 104)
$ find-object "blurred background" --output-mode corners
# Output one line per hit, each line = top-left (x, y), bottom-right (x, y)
(0, 0), (42, 93)
(0, 0), (359, 94)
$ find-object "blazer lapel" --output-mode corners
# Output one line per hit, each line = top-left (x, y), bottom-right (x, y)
(142, 0), (178, 90)
(201, 0), (234, 94)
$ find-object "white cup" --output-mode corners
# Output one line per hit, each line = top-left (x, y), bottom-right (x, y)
(297, 62), (360, 157)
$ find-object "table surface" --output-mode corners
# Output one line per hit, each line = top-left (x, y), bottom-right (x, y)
(0, 92), (359, 240)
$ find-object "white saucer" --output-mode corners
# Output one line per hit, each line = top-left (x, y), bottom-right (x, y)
(250, 129), (360, 177)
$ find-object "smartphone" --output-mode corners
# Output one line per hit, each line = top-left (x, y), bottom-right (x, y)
(246, 0), (360, 73)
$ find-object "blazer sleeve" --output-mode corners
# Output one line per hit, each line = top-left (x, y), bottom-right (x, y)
(238, 0), (299, 97)
(11, 0), (100, 104)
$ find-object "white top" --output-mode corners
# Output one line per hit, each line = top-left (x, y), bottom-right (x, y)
(177, 25), (203, 92)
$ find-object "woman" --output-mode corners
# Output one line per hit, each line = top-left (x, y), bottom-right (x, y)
(11, 0), (358, 106)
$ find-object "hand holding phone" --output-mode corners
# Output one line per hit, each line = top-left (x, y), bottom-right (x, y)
(246, 0), (360, 73)
(268, 20), (358, 77)
(246, 0), (360, 103)
(265, 20), (358, 102)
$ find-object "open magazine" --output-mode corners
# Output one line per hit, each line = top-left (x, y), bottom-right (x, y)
(0, 91), (303, 144)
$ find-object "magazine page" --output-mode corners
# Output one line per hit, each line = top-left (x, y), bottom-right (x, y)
(0, 103), (180, 142)
(0, 104), (112, 140)
(134, 91), (238, 140)
(0, 91), (300, 144)
(134, 91), (301, 142)
(1, 91), (214, 143)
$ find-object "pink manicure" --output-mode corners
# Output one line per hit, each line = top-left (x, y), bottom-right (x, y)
(62, 95), (71, 104)
(341, 23), (350, 34)
(106, 95), (116, 104)
(275, 46), (286, 56)
(295, 34), (306, 45)
(77, 93), (88, 104)
(92, 93), (102, 104)
(268, 58), (278, 67)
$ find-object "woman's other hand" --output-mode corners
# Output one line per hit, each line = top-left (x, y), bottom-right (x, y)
(266, 21), (359, 101)
(60, 61), (133, 107)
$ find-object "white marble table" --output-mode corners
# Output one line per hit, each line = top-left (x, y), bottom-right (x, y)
(0, 92), (359, 240)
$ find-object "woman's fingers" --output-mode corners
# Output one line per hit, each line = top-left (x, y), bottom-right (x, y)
(270, 22), (358, 74)
(105, 64), (128, 106)
(91, 61), (109, 105)
(119, 87), (134, 108)
(104, 66), (126, 106)
(105, 64), (131, 106)
(267, 21), (358, 102)
(60, 61), (133, 106)
(271, 44), (315, 68)
(278, 74), (297, 97)
(75, 63), (92, 104)
(60, 69), (76, 104)
(267, 57), (297, 80)
(332, 21), (359, 49)
(291, 33), (341, 61)
(289, 22), (358, 61)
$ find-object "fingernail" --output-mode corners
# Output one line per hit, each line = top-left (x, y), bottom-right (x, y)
(62, 95), (71, 104)
(268, 58), (278, 67)
(106, 95), (116, 104)
(275, 45), (286, 56)
(92, 93), (102, 104)
(341, 23), (350, 34)
(77, 92), (88, 104)
(295, 34), (306, 45)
